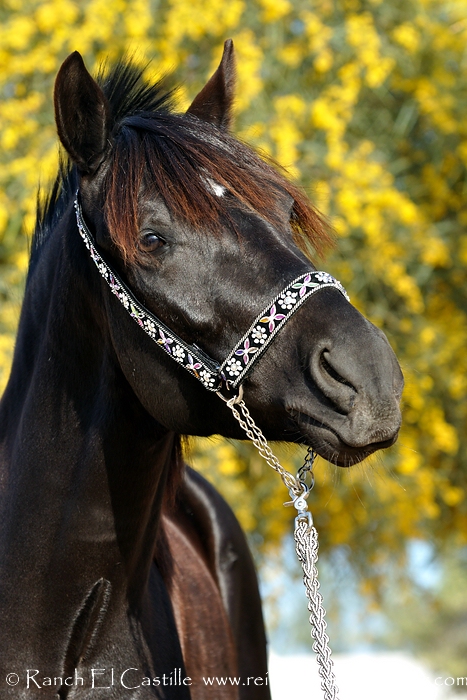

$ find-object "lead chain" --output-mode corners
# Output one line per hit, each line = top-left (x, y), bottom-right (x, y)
(218, 389), (340, 700)
(221, 394), (301, 495)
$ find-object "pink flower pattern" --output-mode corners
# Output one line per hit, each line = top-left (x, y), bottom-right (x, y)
(157, 330), (173, 353)
(235, 338), (259, 365)
(259, 304), (286, 332)
(292, 273), (319, 298)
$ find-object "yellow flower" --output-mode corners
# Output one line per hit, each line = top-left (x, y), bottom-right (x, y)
(421, 237), (451, 268)
(392, 23), (420, 53)
(441, 486), (464, 507)
(257, 0), (290, 23)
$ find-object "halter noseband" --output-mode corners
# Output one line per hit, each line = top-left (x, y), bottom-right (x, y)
(74, 194), (349, 392)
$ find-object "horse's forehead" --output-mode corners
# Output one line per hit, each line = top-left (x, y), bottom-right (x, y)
(139, 192), (173, 226)
(136, 183), (294, 242)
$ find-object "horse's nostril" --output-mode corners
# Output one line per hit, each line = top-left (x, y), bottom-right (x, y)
(320, 351), (357, 392)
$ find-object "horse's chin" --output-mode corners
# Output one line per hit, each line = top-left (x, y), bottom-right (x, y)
(291, 410), (399, 467)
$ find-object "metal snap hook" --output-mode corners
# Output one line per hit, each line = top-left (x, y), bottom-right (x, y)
(295, 511), (313, 531)
(283, 481), (310, 508)
(293, 493), (309, 512)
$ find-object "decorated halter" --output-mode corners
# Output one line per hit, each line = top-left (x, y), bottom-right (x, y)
(74, 195), (349, 393)
(74, 191), (346, 700)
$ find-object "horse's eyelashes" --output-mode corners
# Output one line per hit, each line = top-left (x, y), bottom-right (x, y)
(139, 231), (166, 253)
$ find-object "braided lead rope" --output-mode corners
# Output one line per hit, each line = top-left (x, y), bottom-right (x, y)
(295, 520), (339, 700)
(218, 387), (340, 700)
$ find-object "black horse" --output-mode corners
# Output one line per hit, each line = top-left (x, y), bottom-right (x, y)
(0, 41), (403, 698)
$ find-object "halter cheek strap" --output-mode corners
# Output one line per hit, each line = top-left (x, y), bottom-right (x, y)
(74, 195), (349, 392)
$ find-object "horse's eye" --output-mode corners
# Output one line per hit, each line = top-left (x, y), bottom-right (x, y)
(140, 231), (166, 253)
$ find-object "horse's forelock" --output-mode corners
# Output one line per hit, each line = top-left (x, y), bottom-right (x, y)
(34, 60), (330, 270)
(103, 112), (331, 262)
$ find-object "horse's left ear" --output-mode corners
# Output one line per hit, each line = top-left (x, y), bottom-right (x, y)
(187, 39), (236, 130)
(54, 51), (111, 175)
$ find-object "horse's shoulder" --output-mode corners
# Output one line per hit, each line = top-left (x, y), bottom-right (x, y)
(165, 466), (257, 585)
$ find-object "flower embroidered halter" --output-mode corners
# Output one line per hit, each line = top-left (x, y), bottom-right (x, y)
(75, 192), (346, 700)
(74, 195), (349, 392)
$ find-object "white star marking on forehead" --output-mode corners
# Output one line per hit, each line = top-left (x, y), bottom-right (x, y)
(203, 175), (226, 197)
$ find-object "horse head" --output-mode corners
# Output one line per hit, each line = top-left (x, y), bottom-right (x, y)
(54, 41), (403, 468)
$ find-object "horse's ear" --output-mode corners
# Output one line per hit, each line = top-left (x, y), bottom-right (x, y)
(187, 39), (236, 130)
(54, 51), (111, 175)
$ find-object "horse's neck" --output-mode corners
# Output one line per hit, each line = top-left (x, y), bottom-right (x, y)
(0, 207), (176, 667)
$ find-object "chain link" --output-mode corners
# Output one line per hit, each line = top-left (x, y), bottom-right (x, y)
(218, 387), (340, 700)
(220, 394), (304, 495)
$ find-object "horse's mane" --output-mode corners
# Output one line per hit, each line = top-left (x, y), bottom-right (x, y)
(33, 58), (331, 267)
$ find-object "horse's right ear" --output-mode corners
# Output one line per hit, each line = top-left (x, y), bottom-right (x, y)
(54, 52), (111, 175)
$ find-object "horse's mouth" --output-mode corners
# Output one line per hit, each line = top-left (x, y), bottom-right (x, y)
(288, 408), (399, 467)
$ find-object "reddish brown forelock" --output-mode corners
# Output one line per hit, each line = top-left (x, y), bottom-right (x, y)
(286, 183), (333, 259)
(103, 119), (332, 262)
(104, 130), (146, 261)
